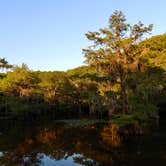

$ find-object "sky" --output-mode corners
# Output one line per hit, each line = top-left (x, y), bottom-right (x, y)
(0, 0), (165, 71)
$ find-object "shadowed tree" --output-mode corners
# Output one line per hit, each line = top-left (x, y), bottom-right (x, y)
(0, 58), (13, 73)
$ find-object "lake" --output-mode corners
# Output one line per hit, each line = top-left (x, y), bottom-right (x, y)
(0, 120), (165, 166)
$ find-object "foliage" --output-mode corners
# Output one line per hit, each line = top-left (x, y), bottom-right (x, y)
(140, 34), (166, 70)
(83, 10), (153, 114)
(111, 112), (148, 126)
(0, 11), (166, 124)
(0, 64), (39, 95)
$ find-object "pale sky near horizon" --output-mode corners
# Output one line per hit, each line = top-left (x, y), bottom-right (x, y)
(0, 0), (165, 71)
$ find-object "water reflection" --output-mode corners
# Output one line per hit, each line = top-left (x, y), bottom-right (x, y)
(0, 121), (165, 165)
(101, 124), (121, 148)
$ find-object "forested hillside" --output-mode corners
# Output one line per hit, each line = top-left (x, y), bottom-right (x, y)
(0, 11), (166, 125)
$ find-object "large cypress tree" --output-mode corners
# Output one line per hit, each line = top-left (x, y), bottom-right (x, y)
(83, 11), (153, 113)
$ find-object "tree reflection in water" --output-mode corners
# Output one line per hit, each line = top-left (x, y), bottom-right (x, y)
(101, 124), (121, 148)
(0, 121), (165, 166)
(0, 122), (104, 165)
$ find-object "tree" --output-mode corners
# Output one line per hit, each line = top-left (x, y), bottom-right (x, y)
(139, 34), (166, 113)
(0, 63), (39, 96)
(83, 11), (153, 114)
(0, 58), (13, 73)
(140, 34), (166, 70)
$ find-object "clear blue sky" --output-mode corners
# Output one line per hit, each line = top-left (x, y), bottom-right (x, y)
(0, 0), (165, 71)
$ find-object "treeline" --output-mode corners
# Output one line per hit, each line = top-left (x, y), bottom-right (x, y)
(0, 64), (102, 120)
(0, 11), (166, 122)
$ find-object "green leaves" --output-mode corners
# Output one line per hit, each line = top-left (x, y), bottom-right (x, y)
(140, 34), (166, 70)
(83, 11), (154, 114)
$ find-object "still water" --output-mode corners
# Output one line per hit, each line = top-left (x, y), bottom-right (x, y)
(0, 120), (165, 166)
